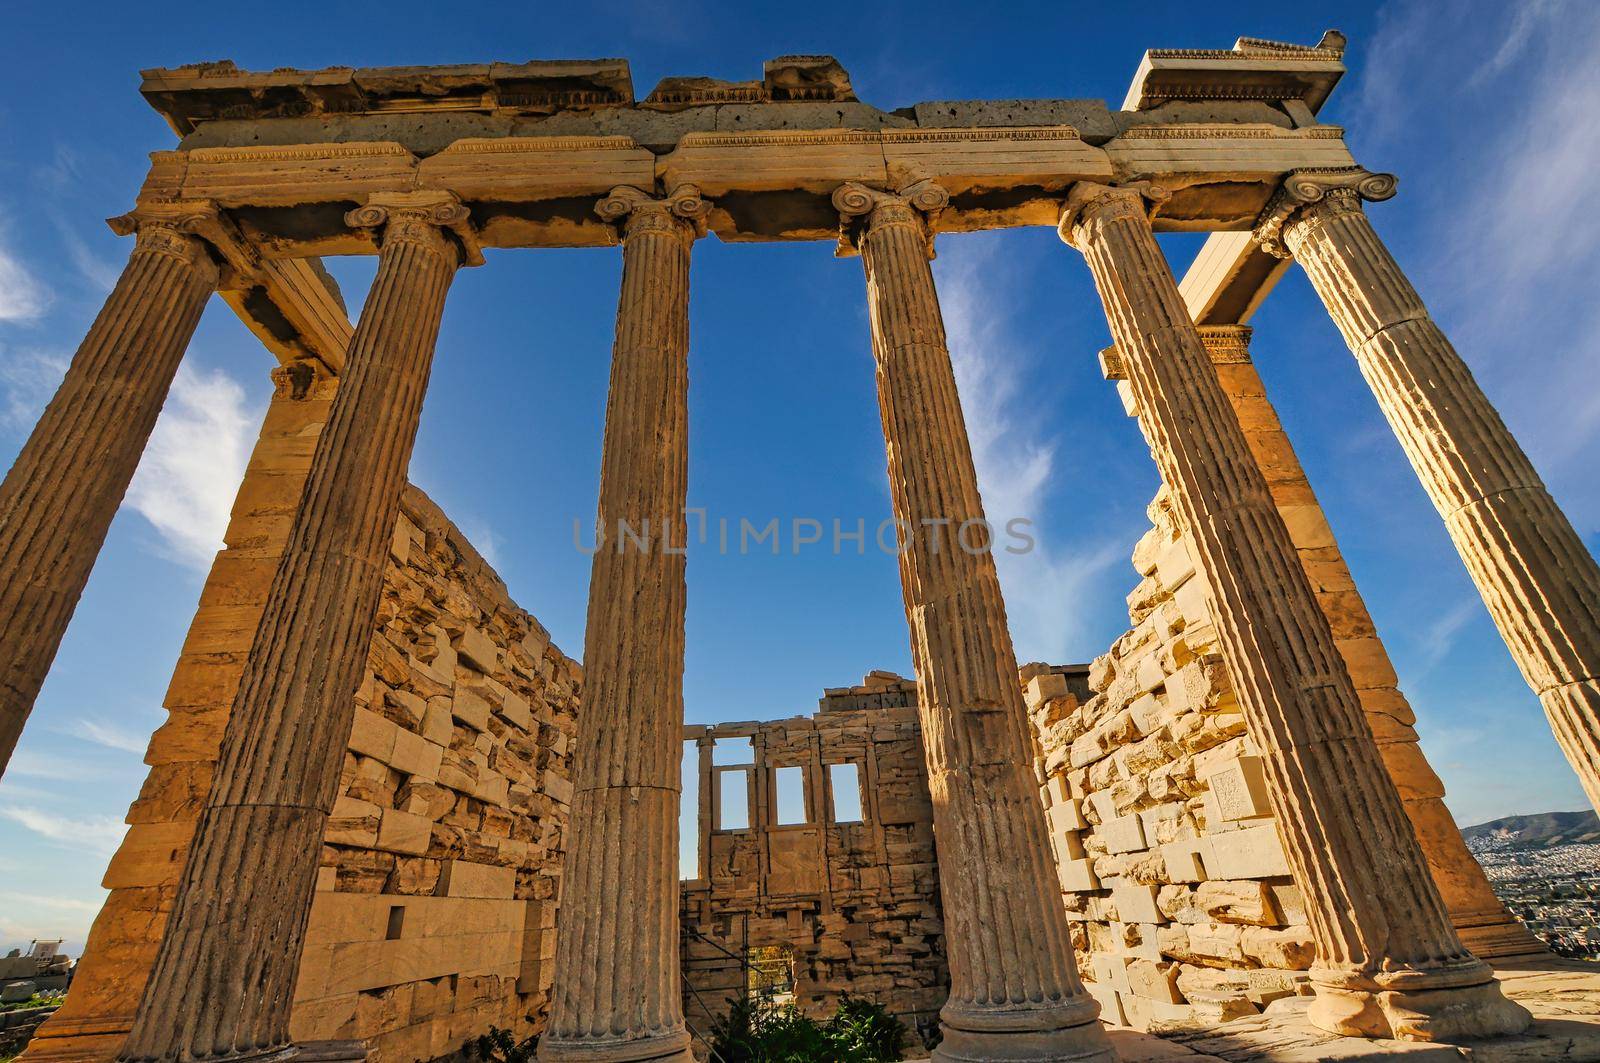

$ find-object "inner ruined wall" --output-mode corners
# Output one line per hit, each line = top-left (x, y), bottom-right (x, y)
(29, 365), (579, 1063)
(289, 485), (579, 1056)
(1027, 488), (1317, 1030)
(679, 673), (947, 1044)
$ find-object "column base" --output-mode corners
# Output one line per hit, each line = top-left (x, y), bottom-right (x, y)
(1308, 960), (1533, 1041)
(17, 1013), (132, 1062)
(535, 1028), (693, 1063)
(932, 997), (1114, 1063)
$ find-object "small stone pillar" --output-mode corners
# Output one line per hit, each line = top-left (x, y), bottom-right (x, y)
(1260, 167), (1600, 817)
(0, 203), (219, 777)
(117, 192), (469, 1063)
(536, 185), (706, 1063)
(835, 179), (1113, 1063)
(1190, 324), (1540, 960)
(1060, 180), (1529, 1042)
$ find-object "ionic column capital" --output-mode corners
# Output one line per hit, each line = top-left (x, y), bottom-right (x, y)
(106, 200), (230, 284)
(832, 179), (949, 258)
(1252, 166), (1398, 258)
(1057, 180), (1170, 249)
(595, 184), (712, 243)
(345, 190), (480, 266)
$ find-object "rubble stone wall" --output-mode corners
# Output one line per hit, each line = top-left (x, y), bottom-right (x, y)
(1027, 488), (1318, 1031)
(679, 673), (947, 1043)
(289, 485), (581, 1058)
(35, 368), (579, 1063)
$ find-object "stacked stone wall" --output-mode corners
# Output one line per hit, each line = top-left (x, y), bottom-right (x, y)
(680, 674), (947, 1044)
(29, 368), (580, 1063)
(289, 485), (580, 1058)
(1028, 489), (1317, 1031)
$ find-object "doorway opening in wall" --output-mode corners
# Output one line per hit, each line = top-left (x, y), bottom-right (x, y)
(746, 944), (796, 1005)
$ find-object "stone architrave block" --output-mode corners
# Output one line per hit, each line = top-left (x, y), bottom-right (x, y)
(1201, 823), (1291, 879)
(1102, 813), (1148, 855)
(1205, 755), (1273, 821)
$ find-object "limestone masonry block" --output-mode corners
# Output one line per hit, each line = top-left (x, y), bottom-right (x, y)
(1205, 755), (1274, 822)
(1102, 813), (1148, 855)
(1026, 671), (1069, 707)
(436, 860), (515, 900)
(1201, 824), (1291, 880)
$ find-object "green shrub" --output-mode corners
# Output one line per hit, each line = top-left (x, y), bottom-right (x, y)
(465, 1026), (537, 1063)
(707, 994), (906, 1062)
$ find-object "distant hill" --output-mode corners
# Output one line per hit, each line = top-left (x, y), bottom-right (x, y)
(1461, 809), (1600, 849)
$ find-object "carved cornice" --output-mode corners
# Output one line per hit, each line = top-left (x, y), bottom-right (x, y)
(1251, 166), (1397, 258)
(1115, 124), (1344, 140)
(594, 184), (713, 242)
(345, 190), (480, 265)
(832, 179), (950, 258)
(1056, 180), (1169, 249)
(107, 199), (246, 284)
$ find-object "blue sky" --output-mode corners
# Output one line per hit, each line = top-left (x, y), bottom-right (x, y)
(2, 0), (1598, 951)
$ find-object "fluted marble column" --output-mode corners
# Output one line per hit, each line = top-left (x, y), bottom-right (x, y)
(0, 204), (218, 778)
(1261, 168), (1600, 817)
(1192, 324), (1540, 960)
(537, 185), (705, 1063)
(836, 180), (1112, 1063)
(1061, 181), (1529, 1042)
(118, 192), (468, 1063)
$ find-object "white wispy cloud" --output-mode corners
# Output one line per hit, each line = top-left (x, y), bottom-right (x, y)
(66, 718), (150, 756)
(1413, 595), (1484, 675)
(126, 364), (258, 570)
(0, 345), (68, 428)
(0, 805), (127, 857)
(0, 229), (49, 322)
(937, 239), (1125, 664)
(3, 751), (98, 782)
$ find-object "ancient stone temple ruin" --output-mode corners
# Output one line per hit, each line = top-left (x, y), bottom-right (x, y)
(2, 31), (1600, 1063)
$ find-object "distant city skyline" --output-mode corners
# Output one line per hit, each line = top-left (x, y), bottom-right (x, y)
(2, 0), (1599, 953)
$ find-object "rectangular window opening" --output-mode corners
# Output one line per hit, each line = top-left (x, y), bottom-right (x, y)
(712, 736), (754, 766)
(680, 739), (700, 880)
(719, 768), (750, 831)
(385, 905), (405, 941)
(773, 765), (808, 825)
(829, 762), (864, 824)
